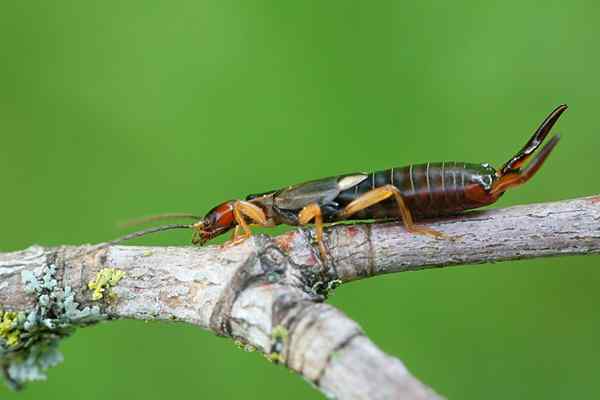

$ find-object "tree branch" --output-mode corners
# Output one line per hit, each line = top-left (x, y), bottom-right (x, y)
(1, 195), (598, 398)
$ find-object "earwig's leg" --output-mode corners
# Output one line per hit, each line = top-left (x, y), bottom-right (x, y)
(230, 225), (242, 242)
(338, 184), (445, 238)
(231, 205), (251, 242)
(491, 135), (560, 195)
(226, 201), (270, 246)
(229, 221), (276, 243)
(192, 230), (202, 245)
(298, 203), (327, 259)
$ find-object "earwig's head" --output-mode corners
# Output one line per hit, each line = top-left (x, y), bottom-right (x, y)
(192, 200), (237, 245)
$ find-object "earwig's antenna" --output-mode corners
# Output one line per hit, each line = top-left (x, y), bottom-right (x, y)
(69, 223), (195, 260)
(103, 223), (194, 246)
(119, 213), (201, 229)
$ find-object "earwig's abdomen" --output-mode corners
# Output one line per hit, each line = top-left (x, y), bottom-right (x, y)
(334, 162), (498, 220)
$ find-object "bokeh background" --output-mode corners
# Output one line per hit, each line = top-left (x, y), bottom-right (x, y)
(1, 1), (599, 399)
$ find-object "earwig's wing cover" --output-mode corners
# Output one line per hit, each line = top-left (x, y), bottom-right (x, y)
(274, 173), (367, 210)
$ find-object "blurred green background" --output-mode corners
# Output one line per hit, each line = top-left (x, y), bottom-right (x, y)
(1, 1), (598, 399)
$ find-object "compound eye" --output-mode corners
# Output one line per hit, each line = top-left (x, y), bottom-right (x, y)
(201, 211), (216, 227)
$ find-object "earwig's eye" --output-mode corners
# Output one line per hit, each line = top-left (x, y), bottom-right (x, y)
(205, 213), (217, 225)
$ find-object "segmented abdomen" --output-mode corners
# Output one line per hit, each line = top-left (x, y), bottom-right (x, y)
(334, 162), (494, 220)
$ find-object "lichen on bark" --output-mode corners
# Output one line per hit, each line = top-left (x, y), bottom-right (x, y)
(1, 263), (108, 390)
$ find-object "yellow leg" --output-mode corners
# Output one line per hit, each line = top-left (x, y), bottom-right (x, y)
(226, 201), (271, 246)
(338, 184), (445, 238)
(192, 230), (202, 245)
(298, 203), (327, 259)
(230, 225), (242, 242)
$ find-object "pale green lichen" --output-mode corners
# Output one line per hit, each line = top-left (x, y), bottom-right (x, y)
(265, 352), (286, 363)
(87, 268), (125, 301)
(311, 279), (343, 298)
(271, 325), (289, 341)
(235, 340), (256, 353)
(1, 263), (106, 390)
(266, 325), (289, 364)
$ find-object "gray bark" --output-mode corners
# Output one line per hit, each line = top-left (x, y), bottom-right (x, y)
(1, 195), (599, 399)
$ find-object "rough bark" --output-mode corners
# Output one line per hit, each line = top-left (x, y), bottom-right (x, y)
(1, 195), (599, 399)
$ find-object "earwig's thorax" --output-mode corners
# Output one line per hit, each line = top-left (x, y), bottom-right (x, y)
(245, 191), (277, 221)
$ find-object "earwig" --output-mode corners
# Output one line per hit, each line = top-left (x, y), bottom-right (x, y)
(98, 105), (567, 259)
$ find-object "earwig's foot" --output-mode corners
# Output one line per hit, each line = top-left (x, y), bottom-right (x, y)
(305, 231), (329, 267)
(223, 232), (252, 248)
(222, 236), (249, 248)
(191, 231), (202, 245)
(316, 240), (328, 261)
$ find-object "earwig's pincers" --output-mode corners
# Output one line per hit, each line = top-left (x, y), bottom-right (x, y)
(500, 104), (567, 175)
(486, 105), (566, 196)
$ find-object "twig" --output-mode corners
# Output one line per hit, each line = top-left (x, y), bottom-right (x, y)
(1, 195), (599, 399)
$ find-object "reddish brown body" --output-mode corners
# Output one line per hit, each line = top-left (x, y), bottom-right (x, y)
(332, 162), (499, 220)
